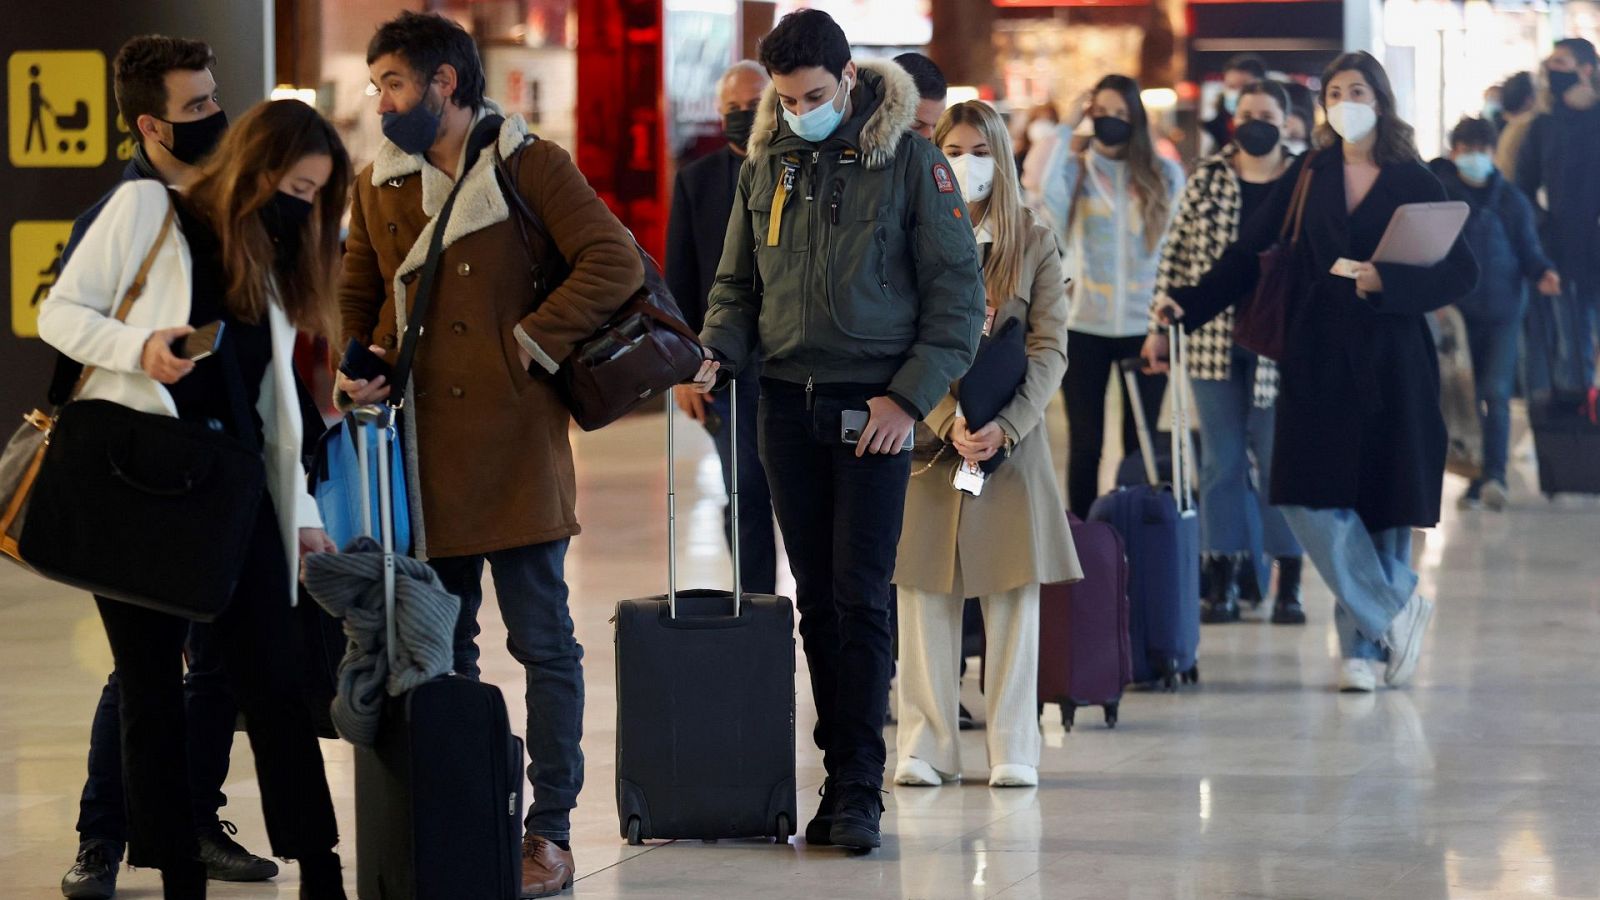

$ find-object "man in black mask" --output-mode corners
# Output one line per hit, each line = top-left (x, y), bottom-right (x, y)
(1518, 37), (1600, 392)
(57, 36), (273, 900)
(665, 60), (779, 595)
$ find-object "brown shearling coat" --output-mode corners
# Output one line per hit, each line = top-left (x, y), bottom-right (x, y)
(338, 109), (643, 559)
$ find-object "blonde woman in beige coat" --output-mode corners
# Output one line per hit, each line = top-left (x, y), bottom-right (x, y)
(894, 101), (1082, 789)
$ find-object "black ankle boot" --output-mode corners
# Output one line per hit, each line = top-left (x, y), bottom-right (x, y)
(1200, 555), (1241, 623)
(1235, 554), (1264, 609)
(297, 851), (347, 900)
(1271, 557), (1306, 625)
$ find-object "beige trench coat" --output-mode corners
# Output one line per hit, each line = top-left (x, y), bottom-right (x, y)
(894, 216), (1082, 597)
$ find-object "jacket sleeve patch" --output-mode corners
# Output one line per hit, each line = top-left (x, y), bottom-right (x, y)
(932, 163), (956, 194)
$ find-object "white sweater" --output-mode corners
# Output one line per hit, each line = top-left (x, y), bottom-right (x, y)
(38, 180), (322, 601)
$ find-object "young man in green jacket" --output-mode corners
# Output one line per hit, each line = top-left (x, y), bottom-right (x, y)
(691, 9), (984, 851)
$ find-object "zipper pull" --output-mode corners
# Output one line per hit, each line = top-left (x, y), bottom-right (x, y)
(805, 375), (815, 411)
(830, 180), (843, 226)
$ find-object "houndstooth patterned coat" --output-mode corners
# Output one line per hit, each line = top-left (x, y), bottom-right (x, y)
(1151, 147), (1280, 407)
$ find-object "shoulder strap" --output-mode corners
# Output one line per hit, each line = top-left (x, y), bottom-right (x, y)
(387, 185), (462, 406)
(1282, 151), (1319, 244)
(387, 116), (506, 406)
(64, 197), (177, 404)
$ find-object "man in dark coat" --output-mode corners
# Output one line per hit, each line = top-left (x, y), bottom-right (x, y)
(666, 60), (778, 595)
(1516, 38), (1600, 393)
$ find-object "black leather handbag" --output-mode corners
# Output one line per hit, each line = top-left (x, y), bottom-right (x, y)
(11, 197), (267, 621)
(496, 141), (704, 432)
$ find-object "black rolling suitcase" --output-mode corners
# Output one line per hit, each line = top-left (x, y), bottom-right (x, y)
(349, 406), (524, 900)
(614, 382), (798, 845)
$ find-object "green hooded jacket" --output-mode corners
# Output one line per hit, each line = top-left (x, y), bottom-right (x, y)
(699, 59), (985, 417)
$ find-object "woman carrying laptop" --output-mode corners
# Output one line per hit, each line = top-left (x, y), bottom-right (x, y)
(1156, 52), (1478, 694)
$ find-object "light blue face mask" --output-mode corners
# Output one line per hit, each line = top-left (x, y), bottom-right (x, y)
(783, 75), (850, 143)
(1456, 152), (1495, 184)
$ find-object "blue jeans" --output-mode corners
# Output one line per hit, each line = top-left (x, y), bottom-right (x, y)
(1280, 506), (1415, 661)
(706, 366), (778, 595)
(759, 379), (908, 788)
(1462, 314), (1521, 489)
(1189, 348), (1302, 574)
(77, 623), (237, 844)
(430, 539), (582, 841)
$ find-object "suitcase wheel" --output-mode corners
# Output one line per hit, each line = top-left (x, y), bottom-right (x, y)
(1180, 664), (1200, 686)
(1060, 701), (1077, 731)
(626, 816), (643, 846)
(1161, 674), (1178, 692)
(774, 813), (791, 844)
(1103, 702), (1118, 729)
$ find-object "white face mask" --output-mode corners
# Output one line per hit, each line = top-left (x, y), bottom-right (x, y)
(1326, 101), (1378, 143)
(1285, 138), (1310, 156)
(949, 154), (996, 203)
(1026, 120), (1057, 144)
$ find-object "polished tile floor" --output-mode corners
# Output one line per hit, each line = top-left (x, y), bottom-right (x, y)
(2, 401), (1598, 899)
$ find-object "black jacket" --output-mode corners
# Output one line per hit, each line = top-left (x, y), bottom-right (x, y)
(1515, 103), (1600, 282)
(1171, 149), (1479, 531)
(666, 145), (742, 334)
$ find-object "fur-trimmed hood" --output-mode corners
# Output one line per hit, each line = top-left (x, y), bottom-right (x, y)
(747, 58), (919, 170)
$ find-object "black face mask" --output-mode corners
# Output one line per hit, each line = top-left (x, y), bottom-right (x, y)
(260, 191), (314, 270)
(1549, 69), (1582, 102)
(723, 108), (757, 151)
(1234, 120), (1282, 158)
(1092, 116), (1134, 147)
(381, 82), (444, 155)
(158, 109), (228, 166)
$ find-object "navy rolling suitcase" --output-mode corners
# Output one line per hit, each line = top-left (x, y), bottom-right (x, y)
(348, 407), (524, 900)
(614, 383), (798, 845)
(1088, 326), (1201, 690)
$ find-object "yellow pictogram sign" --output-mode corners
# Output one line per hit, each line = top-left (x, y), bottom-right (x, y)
(11, 221), (73, 338)
(8, 50), (107, 168)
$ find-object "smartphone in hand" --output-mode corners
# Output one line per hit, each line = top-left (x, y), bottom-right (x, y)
(176, 320), (226, 361)
(840, 409), (916, 452)
(339, 338), (392, 382)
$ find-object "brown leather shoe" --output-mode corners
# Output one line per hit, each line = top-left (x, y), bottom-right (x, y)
(520, 835), (574, 899)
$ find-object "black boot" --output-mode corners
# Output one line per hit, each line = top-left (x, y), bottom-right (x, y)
(804, 779), (839, 845)
(297, 851), (347, 900)
(61, 839), (122, 900)
(197, 821), (278, 882)
(1271, 557), (1306, 625)
(1200, 555), (1241, 623)
(1235, 554), (1264, 610)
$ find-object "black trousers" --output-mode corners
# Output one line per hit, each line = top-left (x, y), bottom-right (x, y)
(93, 501), (338, 870)
(759, 379), (909, 787)
(1063, 330), (1166, 520)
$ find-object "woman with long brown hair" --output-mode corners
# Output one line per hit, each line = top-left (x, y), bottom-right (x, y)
(1156, 52), (1479, 694)
(893, 101), (1081, 789)
(1042, 74), (1186, 518)
(39, 99), (352, 899)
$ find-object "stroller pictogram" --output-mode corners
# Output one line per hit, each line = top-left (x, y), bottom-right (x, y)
(25, 64), (92, 155)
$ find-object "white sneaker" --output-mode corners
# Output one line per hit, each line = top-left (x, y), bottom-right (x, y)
(1481, 479), (1509, 511)
(988, 765), (1038, 787)
(1383, 591), (1435, 688)
(1338, 659), (1377, 693)
(894, 757), (958, 786)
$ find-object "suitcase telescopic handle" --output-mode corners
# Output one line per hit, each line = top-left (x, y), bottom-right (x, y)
(1117, 327), (1196, 513)
(352, 405), (399, 671)
(666, 378), (741, 619)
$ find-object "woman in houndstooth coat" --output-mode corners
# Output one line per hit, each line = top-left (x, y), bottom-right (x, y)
(1142, 81), (1307, 626)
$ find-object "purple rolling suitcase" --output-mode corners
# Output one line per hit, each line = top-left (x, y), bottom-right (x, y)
(1036, 512), (1132, 729)
(1088, 326), (1201, 690)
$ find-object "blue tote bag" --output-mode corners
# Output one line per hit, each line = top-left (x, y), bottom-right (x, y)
(311, 416), (411, 553)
